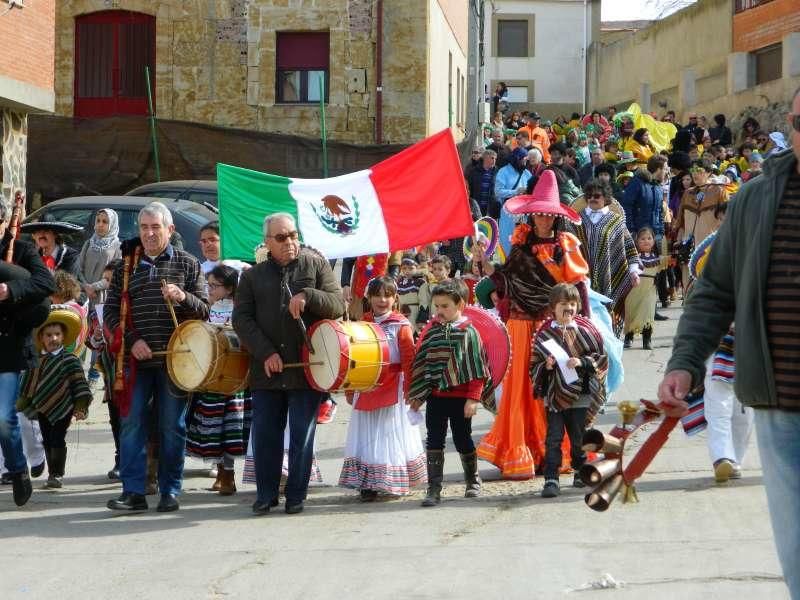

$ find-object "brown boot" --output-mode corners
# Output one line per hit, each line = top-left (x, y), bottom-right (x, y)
(217, 468), (236, 496)
(210, 463), (224, 491)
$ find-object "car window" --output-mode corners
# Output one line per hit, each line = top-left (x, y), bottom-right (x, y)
(117, 210), (140, 242)
(35, 207), (92, 231)
(139, 190), (183, 199)
(177, 202), (217, 225)
(186, 191), (218, 206)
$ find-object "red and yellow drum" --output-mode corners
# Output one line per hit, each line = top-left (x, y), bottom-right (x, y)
(302, 320), (390, 392)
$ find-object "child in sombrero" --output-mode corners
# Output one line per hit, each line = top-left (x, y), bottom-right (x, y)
(16, 307), (92, 489)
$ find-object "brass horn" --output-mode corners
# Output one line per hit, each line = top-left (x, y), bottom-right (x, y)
(579, 458), (622, 487)
(582, 429), (623, 454)
(585, 474), (624, 512)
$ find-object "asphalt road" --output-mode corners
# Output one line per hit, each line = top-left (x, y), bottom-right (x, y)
(0, 305), (787, 599)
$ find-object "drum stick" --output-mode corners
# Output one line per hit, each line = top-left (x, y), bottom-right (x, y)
(150, 350), (192, 357)
(161, 278), (185, 345)
(283, 361), (324, 368)
(284, 282), (315, 354)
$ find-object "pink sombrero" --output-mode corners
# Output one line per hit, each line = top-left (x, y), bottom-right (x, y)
(504, 170), (581, 224)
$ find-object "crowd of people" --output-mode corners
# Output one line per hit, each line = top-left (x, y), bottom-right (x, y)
(0, 87), (798, 599)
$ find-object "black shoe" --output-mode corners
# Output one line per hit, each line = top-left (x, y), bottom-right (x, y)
(107, 467), (120, 481)
(541, 480), (560, 498)
(107, 492), (148, 511)
(156, 493), (179, 512)
(360, 489), (379, 502)
(0, 472), (12, 485)
(12, 470), (33, 506)
(252, 498), (279, 516)
(642, 326), (653, 350)
(573, 473), (586, 488)
(654, 312), (669, 321)
(285, 501), (304, 515)
(30, 461), (46, 478)
(623, 333), (634, 349)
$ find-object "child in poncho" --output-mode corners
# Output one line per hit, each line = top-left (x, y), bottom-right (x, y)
(531, 283), (608, 498)
(408, 279), (493, 507)
(17, 310), (92, 489)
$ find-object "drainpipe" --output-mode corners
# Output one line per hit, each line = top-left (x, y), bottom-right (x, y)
(376, 0), (384, 144)
(582, 0), (588, 114)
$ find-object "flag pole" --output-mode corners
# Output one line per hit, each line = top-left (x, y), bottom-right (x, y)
(319, 73), (328, 178)
(145, 65), (161, 182)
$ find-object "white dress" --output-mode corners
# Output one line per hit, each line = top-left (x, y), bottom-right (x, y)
(338, 312), (427, 495)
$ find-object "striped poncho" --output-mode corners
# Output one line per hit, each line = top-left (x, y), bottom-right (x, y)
(530, 317), (608, 416)
(710, 327), (735, 384)
(574, 211), (639, 312)
(17, 349), (93, 421)
(408, 318), (494, 409)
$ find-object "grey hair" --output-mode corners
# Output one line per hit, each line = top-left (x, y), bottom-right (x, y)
(483, 149), (497, 159)
(139, 201), (173, 227)
(527, 147), (543, 163)
(263, 212), (296, 238)
(492, 128), (503, 136)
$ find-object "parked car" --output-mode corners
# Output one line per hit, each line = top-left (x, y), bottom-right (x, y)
(23, 196), (217, 259)
(126, 180), (218, 209)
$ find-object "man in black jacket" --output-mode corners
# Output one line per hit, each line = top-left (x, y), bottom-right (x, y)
(0, 202), (55, 507)
(466, 149), (498, 217)
(233, 212), (344, 515)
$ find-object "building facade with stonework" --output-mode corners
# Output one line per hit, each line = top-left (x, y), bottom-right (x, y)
(0, 0), (55, 207)
(53, 0), (468, 145)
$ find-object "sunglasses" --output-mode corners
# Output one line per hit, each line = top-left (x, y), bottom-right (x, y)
(792, 114), (800, 133)
(268, 231), (299, 243)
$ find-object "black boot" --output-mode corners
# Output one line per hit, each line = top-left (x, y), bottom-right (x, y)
(642, 326), (653, 350)
(11, 469), (32, 506)
(460, 451), (482, 498)
(46, 447), (67, 488)
(623, 332), (634, 349)
(421, 450), (444, 507)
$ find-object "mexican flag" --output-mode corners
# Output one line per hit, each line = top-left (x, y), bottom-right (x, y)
(217, 129), (473, 261)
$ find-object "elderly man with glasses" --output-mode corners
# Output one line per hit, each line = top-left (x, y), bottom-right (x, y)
(233, 212), (344, 516)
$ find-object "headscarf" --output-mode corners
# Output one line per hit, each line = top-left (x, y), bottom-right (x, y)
(89, 208), (120, 251)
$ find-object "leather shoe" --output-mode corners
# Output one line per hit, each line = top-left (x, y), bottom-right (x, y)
(285, 501), (304, 515)
(654, 312), (669, 321)
(156, 493), (179, 512)
(252, 498), (279, 516)
(12, 470), (33, 507)
(30, 461), (46, 478)
(107, 492), (148, 511)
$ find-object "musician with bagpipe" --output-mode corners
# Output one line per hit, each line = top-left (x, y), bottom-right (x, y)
(104, 202), (209, 513)
(0, 194), (56, 507)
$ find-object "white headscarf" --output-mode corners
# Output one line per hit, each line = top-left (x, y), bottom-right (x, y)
(89, 208), (120, 251)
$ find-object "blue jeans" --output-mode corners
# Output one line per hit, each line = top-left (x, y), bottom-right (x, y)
(120, 368), (189, 496)
(251, 389), (322, 505)
(0, 372), (25, 474)
(754, 409), (800, 599)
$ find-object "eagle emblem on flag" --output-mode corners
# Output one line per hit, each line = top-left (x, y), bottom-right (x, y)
(311, 194), (361, 235)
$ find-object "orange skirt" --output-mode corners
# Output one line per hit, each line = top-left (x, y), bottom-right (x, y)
(477, 318), (571, 479)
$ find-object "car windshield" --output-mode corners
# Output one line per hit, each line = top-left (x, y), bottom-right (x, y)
(179, 201), (217, 223)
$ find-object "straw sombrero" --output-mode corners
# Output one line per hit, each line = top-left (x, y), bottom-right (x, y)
(35, 304), (82, 353)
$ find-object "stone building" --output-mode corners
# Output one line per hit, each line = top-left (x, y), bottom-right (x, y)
(53, 0), (468, 145)
(0, 0), (55, 207)
(588, 0), (800, 133)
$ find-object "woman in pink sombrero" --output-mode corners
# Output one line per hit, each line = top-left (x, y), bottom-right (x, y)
(475, 170), (590, 479)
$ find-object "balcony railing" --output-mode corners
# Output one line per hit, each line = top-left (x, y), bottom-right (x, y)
(734, 0), (776, 14)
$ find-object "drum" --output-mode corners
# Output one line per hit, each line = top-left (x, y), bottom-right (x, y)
(167, 321), (249, 394)
(302, 320), (390, 392)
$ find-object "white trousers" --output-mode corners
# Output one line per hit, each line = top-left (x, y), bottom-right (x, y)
(704, 357), (754, 465)
(0, 412), (46, 474)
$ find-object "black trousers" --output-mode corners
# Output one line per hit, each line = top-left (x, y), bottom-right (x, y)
(108, 400), (121, 466)
(544, 406), (588, 480)
(39, 409), (74, 451)
(425, 397), (475, 454)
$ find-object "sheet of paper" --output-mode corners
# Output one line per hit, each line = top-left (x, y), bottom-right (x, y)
(95, 304), (104, 327)
(542, 338), (579, 384)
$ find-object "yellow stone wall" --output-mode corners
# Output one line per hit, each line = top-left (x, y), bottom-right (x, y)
(53, 0), (461, 145)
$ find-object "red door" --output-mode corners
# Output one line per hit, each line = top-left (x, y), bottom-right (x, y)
(74, 11), (155, 118)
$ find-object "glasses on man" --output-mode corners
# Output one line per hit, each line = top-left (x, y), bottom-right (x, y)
(268, 231), (299, 243)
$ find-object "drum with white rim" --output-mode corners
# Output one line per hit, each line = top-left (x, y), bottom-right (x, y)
(302, 320), (390, 392)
